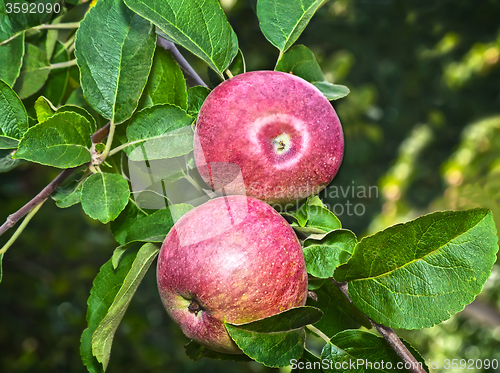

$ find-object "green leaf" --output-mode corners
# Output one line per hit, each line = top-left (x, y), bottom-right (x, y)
(110, 201), (193, 245)
(139, 47), (187, 110)
(125, 104), (194, 161)
(322, 330), (429, 373)
(13, 111), (92, 168)
(303, 230), (356, 278)
(80, 246), (137, 372)
(307, 280), (370, 338)
(284, 195), (324, 228)
(124, 0), (238, 79)
(110, 202), (143, 245)
(51, 171), (87, 208)
(335, 209), (499, 329)
(0, 79), (28, 149)
(92, 243), (159, 370)
(306, 204), (342, 233)
(184, 340), (253, 362)
(95, 143), (105, 153)
(111, 246), (131, 269)
(0, 32), (24, 86)
(54, 183), (83, 208)
(187, 86), (211, 117)
(312, 81), (350, 100)
(227, 48), (246, 76)
(13, 43), (50, 99)
(42, 41), (70, 106)
(257, 0), (324, 53)
(45, 29), (59, 61)
(308, 278), (324, 290)
(34, 96), (56, 123)
(276, 45), (324, 82)
(288, 196), (341, 236)
(75, 0), (156, 124)
(56, 105), (97, 133)
(125, 205), (193, 243)
(276, 45), (350, 100)
(0, 149), (23, 172)
(225, 306), (323, 368)
(81, 173), (130, 224)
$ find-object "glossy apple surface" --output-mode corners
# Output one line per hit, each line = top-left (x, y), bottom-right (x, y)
(156, 195), (308, 353)
(194, 70), (344, 205)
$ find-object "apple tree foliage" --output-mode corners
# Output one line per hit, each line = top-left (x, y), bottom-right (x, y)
(0, 0), (498, 372)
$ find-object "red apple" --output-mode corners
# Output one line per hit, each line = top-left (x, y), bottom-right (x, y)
(193, 70), (344, 205)
(156, 195), (308, 354)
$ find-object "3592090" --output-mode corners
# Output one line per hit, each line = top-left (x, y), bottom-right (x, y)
(5, 2), (61, 14)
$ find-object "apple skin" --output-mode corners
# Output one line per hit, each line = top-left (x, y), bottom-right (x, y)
(194, 70), (344, 205)
(156, 195), (308, 354)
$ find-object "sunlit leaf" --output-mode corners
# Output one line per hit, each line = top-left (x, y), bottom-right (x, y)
(75, 0), (156, 124)
(81, 173), (130, 224)
(335, 209), (499, 329)
(257, 0), (324, 53)
(34, 96), (56, 123)
(124, 0), (238, 78)
(13, 111), (92, 168)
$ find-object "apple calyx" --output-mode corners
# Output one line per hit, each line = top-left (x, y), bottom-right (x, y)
(272, 133), (291, 155)
(187, 299), (204, 316)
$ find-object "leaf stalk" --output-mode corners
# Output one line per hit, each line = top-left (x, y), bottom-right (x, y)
(0, 200), (45, 255)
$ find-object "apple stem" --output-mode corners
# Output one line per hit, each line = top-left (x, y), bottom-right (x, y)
(331, 279), (427, 373)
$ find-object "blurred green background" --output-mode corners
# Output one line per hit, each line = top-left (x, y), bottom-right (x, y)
(1, 0), (499, 371)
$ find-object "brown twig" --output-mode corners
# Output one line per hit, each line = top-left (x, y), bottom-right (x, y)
(0, 167), (78, 237)
(156, 35), (209, 88)
(91, 122), (111, 143)
(0, 35), (209, 238)
(332, 279), (427, 373)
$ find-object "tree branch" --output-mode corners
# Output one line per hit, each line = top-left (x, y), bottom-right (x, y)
(91, 122), (111, 143)
(0, 167), (78, 237)
(331, 279), (427, 373)
(156, 34), (208, 88)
